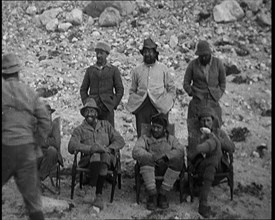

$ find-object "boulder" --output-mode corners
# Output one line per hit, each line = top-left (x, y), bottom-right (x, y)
(256, 11), (271, 26)
(66, 8), (83, 25)
(99, 7), (121, 27)
(58, 22), (72, 32)
(241, 0), (263, 12)
(26, 5), (37, 16)
(46, 18), (59, 31)
(39, 8), (63, 26)
(169, 35), (178, 49)
(83, 1), (136, 18)
(213, 0), (244, 23)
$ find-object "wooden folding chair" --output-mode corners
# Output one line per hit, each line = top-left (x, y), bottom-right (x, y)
(70, 150), (121, 203)
(134, 123), (186, 204)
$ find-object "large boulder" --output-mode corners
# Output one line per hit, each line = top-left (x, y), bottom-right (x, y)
(66, 8), (83, 25)
(39, 8), (63, 26)
(83, 1), (136, 18)
(45, 18), (59, 31)
(241, 0), (263, 12)
(213, 0), (244, 23)
(99, 7), (121, 27)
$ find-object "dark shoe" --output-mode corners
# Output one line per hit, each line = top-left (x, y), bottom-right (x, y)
(199, 204), (216, 218)
(147, 194), (157, 210)
(158, 194), (169, 209)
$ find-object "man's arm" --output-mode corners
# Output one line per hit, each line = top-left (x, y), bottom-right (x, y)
(80, 69), (90, 105)
(113, 67), (124, 108)
(183, 61), (193, 96)
(132, 136), (153, 163)
(128, 69), (138, 95)
(68, 127), (92, 154)
(164, 67), (176, 102)
(219, 129), (235, 153)
(165, 136), (185, 161)
(106, 121), (125, 151)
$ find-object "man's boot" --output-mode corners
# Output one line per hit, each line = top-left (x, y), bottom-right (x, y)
(158, 188), (169, 209)
(146, 190), (158, 210)
(29, 211), (44, 220)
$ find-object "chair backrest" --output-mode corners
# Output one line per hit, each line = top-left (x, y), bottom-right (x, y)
(52, 117), (61, 152)
(140, 123), (175, 136)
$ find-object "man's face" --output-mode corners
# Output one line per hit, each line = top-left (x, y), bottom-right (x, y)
(199, 54), (211, 66)
(84, 107), (98, 126)
(96, 49), (108, 66)
(199, 116), (213, 130)
(143, 48), (157, 64)
(151, 123), (165, 139)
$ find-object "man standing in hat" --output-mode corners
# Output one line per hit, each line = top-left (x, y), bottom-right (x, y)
(68, 97), (125, 210)
(2, 53), (51, 220)
(187, 106), (235, 218)
(183, 40), (226, 125)
(37, 103), (63, 191)
(132, 113), (185, 210)
(80, 41), (124, 128)
(126, 37), (176, 138)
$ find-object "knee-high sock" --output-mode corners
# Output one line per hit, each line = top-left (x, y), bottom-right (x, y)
(161, 168), (180, 193)
(140, 166), (156, 195)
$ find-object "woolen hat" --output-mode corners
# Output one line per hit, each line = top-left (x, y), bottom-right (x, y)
(80, 98), (100, 117)
(195, 40), (212, 55)
(95, 41), (111, 54)
(2, 53), (21, 74)
(198, 106), (216, 120)
(151, 113), (168, 128)
(140, 37), (159, 55)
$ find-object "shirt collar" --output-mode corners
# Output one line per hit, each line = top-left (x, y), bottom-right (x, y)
(143, 61), (158, 68)
(93, 62), (111, 70)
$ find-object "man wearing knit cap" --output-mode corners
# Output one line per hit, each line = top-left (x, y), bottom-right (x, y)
(2, 53), (51, 220)
(68, 97), (125, 210)
(126, 37), (176, 137)
(80, 41), (124, 128)
(183, 40), (226, 126)
(132, 113), (185, 210)
(188, 106), (235, 218)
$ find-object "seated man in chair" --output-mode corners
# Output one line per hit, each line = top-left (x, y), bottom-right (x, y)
(188, 106), (235, 218)
(68, 98), (125, 210)
(37, 103), (63, 189)
(132, 113), (185, 210)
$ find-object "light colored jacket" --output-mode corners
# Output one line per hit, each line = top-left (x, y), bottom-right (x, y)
(2, 78), (51, 146)
(68, 119), (125, 154)
(132, 134), (185, 163)
(126, 61), (176, 114)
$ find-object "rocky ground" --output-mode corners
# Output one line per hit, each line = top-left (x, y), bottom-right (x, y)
(2, 0), (271, 219)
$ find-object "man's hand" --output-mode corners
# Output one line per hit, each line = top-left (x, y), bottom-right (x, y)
(154, 154), (169, 165)
(90, 143), (108, 153)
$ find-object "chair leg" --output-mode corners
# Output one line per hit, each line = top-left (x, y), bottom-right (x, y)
(71, 170), (76, 200)
(110, 170), (118, 203)
(179, 177), (184, 203)
(135, 164), (141, 204)
(188, 173), (194, 203)
(118, 173), (121, 189)
(79, 172), (83, 189)
(229, 172), (234, 200)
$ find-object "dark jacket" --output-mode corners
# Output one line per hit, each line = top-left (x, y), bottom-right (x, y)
(80, 63), (124, 112)
(183, 57), (226, 102)
(2, 78), (51, 146)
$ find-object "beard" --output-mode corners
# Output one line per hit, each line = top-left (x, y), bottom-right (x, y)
(199, 55), (211, 66)
(144, 55), (156, 64)
(86, 116), (97, 126)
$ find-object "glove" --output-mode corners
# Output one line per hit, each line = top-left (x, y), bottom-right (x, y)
(155, 155), (169, 165)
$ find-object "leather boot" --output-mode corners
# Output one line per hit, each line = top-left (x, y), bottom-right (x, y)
(158, 187), (169, 209)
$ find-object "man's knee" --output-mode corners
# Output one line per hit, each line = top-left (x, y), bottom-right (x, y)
(168, 157), (183, 172)
(46, 147), (58, 158)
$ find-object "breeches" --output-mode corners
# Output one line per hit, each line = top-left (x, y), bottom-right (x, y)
(140, 156), (183, 174)
(2, 143), (42, 214)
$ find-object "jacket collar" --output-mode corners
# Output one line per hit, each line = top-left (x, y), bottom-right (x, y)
(81, 119), (101, 131)
(93, 62), (112, 70)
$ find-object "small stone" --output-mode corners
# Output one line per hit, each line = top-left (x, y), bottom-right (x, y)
(26, 5), (37, 16)
(72, 37), (78, 42)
